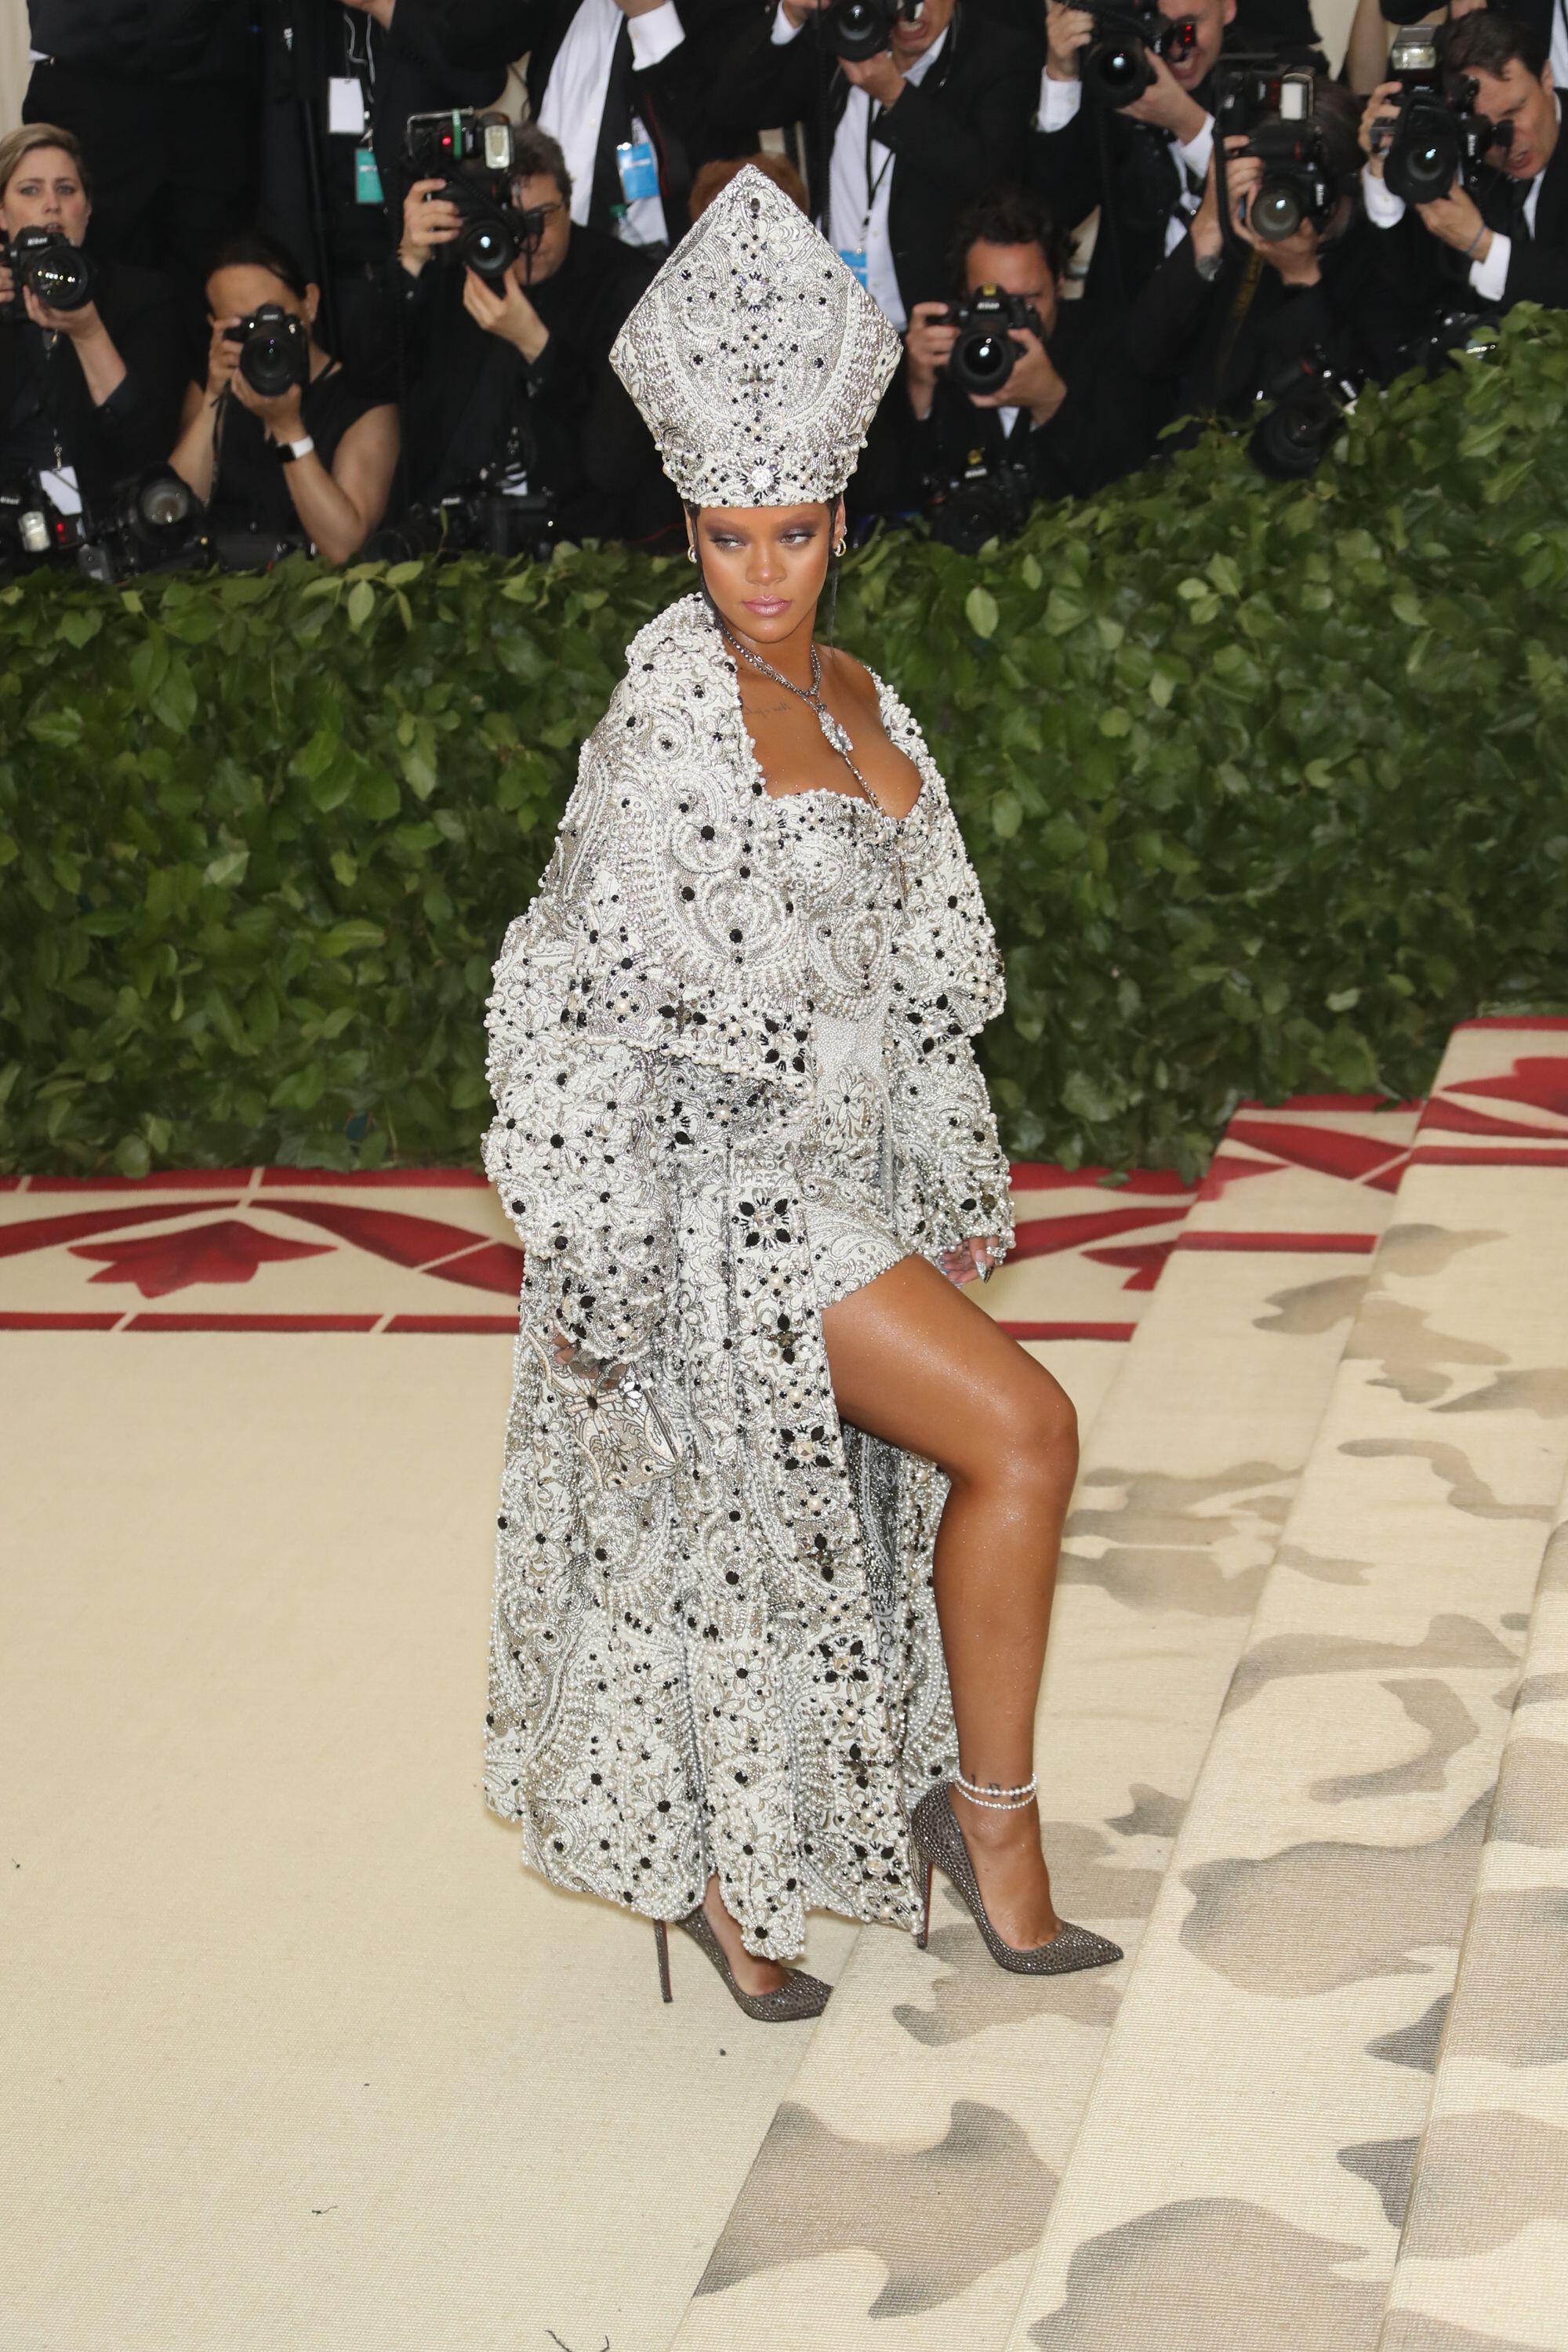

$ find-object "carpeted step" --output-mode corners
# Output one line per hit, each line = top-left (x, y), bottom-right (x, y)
(997, 1018), (1568, 2352)
(661, 1095), (1417, 2352)
(1374, 1474), (1568, 2352)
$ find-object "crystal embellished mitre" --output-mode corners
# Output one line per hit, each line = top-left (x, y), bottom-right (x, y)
(609, 165), (902, 510)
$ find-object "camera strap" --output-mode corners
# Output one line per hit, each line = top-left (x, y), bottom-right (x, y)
(861, 98), (896, 241)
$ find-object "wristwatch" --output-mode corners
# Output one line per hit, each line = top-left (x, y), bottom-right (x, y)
(275, 433), (314, 463)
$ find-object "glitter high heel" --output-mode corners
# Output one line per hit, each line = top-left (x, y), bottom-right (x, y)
(909, 1781), (1124, 1975)
(654, 1901), (833, 2020)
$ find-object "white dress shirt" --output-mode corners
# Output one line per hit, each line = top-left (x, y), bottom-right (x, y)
(772, 3), (949, 329)
(536, 0), (685, 246)
(1359, 89), (1561, 305)
(1036, 69), (1214, 256)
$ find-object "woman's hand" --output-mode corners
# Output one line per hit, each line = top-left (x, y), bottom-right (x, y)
(203, 314), (245, 401)
(935, 1235), (1003, 1286)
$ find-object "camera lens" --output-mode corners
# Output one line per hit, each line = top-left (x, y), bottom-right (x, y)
(824, 0), (896, 63)
(1250, 183), (1304, 241)
(953, 329), (1013, 394)
(457, 217), (514, 278)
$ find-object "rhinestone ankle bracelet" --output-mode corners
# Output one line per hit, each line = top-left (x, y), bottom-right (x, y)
(953, 1766), (1038, 1810)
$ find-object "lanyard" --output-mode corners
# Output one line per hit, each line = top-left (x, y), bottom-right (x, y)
(343, 9), (377, 102)
(862, 96), (895, 238)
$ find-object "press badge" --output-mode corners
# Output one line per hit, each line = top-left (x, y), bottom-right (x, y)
(837, 247), (869, 289)
(354, 144), (385, 205)
(328, 76), (367, 136)
(615, 139), (660, 203)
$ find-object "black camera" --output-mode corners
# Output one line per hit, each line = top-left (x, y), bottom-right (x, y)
(76, 466), (210, 583)
(1214, 67), (1346, 242)
(1076, 2), (1200, 107)
(924, 457), (1035, 554)
(381, 484), (559, 563)
(1377, 34), (1502, 205)
(405, 108), (535, 280)
(821, 0), (926, 63)
(225, 303), (310, 397)
(939, 286), (1045, 395)
(4, 224), (94, 317)
(1248, 347), (1363, 477)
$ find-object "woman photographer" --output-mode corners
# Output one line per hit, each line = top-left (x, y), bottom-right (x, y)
(168, 230), (398, 564)
(0, 123), (194, 528)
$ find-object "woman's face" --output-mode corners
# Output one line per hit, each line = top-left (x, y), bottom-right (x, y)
(0, 145), (91, 245)
(688, 499), (841, 652)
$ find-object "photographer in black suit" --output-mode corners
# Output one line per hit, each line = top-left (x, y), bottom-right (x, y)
(426, 0), (728, 252)
(854, 181), (1151, 533)
(713, 0), (1041, 327)
(256, 0), (519, 361)
(1029, 0), (1326, 311)
(1129, 82), (1407, 427)
(1359, 9), (1568, 312)
(370, 122), (673, 541)
(0, 124), (195, 532)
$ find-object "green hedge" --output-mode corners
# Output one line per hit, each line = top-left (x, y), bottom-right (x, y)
(4, 305), (1568, 1183)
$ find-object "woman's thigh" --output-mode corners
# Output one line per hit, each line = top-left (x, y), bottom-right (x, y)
(820, 1253), (1076, 1484)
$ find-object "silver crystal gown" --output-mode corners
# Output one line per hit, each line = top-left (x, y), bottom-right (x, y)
(481, 593), (1017, 1961)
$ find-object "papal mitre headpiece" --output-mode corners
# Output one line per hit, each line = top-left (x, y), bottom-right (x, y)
(610, 165), (902, 510)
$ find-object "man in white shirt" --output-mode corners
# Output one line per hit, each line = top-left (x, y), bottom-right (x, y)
(715, 0), (1038, 329)
(437, 0), (714, 249)
(1358, 7), (1568, 314)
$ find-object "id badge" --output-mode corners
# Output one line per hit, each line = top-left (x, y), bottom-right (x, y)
(615, 138), (660, 204)
(354, 144), (385, 205)
(328, 75), (367, 136)
(837, 246), (869, 290)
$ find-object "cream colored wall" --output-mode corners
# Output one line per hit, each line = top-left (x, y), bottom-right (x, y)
(2, 4), (32, 136)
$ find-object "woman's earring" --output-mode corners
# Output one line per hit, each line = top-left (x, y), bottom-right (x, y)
(686, 543), (697, 564)
(833, 537), (847, 557)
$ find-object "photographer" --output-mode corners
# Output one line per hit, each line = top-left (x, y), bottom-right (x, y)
(372, 122), (673, 540)
(1359, 9), (1568, 311)
(420, 0), (728, 248)
(256, 0), (520, 361)
(1, 125), (196, 534)
(168, 230), (399, 563)
(855, 182), (1151, 531)
(713, 0), (1041, 327)
(1129, 82), (1404, 425)
(1029, 0), (1327, 311)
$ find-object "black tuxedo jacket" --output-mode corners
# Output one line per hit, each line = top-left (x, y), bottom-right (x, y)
(713, 0), (1042, 316)
(1368, 122), (1568, 319)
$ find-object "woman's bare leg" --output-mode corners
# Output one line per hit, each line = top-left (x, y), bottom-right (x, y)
(701, 1252), (1078, 1986)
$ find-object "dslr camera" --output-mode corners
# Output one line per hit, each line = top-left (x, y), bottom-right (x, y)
(1374, 30), (1503, 205)
(225, 303), (310, 397)
(819, 0), (927, 63)
(1248, 343), (1364, 477)
(1214, 67), (1346, 241)
(0, 470), (85, 568)
(76, 466), (210, 583)
(405, 108), (546, 280)
(924, 456), (1035, 554)
(1074, 2), (1201, 107)
(938, 286), (1046, 396)
(3, 224), (94, 318)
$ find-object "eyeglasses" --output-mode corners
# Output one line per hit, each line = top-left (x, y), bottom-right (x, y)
(511, 194), (564, 220)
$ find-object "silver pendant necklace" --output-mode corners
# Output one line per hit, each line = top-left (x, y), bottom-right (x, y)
(724, 628), (881, 811)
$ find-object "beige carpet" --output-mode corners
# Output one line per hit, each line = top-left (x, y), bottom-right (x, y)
(1, 1156), (1173, 2352)
(1001, 1021), (1568, 2352)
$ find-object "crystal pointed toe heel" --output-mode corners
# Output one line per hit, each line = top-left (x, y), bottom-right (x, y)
(653, 1900), (833, 2020)
(909, 1780), (1124, 1976)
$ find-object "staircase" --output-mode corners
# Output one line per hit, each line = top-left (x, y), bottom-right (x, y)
(661, 1088), (1425, 2350)
(996, 1018), (1568, 2352)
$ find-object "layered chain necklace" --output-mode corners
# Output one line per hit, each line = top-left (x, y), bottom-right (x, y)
(721, 625), (911, 892)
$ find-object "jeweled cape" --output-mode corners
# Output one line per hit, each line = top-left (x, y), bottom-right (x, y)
(480, 590), (1016, 1960)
